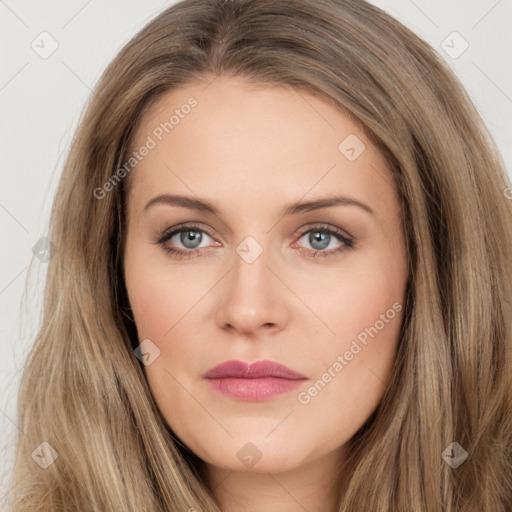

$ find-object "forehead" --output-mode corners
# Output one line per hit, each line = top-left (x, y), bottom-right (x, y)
(126, 76), (397, 217)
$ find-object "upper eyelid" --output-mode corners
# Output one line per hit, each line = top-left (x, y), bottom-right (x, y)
(159, 223), (216, 242)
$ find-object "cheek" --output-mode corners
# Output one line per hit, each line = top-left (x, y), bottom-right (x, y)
(123, 248), (203, 427)
(123, 244), (201, 340)
(295, 250), (405, 353)
(291, 253), (405, 432)
(294, 296), (403, 452)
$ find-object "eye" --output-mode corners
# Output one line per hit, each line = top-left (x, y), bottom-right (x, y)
(156, 224), (218, 258)
(293, 224), (354, 257)
(155, 223), (354, 259)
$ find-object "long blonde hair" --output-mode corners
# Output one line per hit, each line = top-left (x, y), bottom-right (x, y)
(9, 0), (512, 510)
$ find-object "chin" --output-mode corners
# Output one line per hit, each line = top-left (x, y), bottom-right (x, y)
(192, 438), (313, 474)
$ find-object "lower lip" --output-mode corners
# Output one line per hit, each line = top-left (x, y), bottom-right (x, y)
(204, 377), (306, 401)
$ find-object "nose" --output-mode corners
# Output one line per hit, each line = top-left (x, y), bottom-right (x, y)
(215, 241), (290, 337)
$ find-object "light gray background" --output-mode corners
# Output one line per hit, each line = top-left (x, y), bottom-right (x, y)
(1, 0), (511, 505)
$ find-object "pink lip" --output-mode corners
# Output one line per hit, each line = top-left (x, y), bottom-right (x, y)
(204, 360), (307, 401)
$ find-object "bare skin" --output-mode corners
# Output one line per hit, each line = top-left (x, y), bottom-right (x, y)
(123, 75), (408, 512)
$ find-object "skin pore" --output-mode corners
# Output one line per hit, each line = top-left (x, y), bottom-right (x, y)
(122, 75), (408, 512)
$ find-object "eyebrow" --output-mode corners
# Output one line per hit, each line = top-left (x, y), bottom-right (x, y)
(143, 193), (375, 217)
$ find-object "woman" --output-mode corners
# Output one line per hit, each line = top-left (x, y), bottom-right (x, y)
(9, 0), (512, 510)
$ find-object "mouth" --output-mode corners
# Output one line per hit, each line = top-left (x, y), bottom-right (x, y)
(203, 359), (308, 401)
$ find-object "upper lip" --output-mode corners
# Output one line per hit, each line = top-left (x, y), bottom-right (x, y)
(204, 360), (307, 380)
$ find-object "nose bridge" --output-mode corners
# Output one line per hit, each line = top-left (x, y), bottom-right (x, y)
(215, 233), (287, 333)
(233, 236), (268, 287)
(229, 233), (273, 304)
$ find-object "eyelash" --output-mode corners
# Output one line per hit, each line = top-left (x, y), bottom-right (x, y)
(155, 223), (354, 259)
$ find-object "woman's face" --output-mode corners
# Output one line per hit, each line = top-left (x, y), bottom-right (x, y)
(123, 75), (408, 475)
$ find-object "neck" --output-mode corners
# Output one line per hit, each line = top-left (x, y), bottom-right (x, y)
(205, 448), (346, 512)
